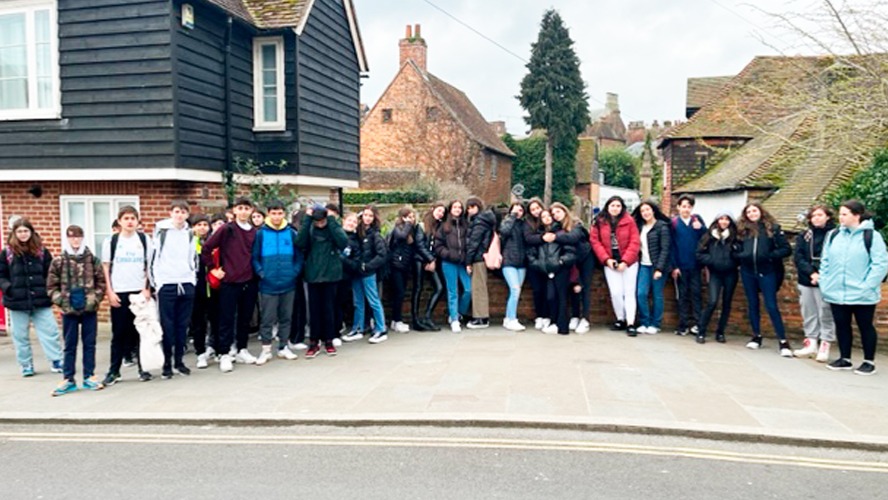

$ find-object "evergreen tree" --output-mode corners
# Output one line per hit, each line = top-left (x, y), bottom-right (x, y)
(518, 9), (590, 205)
(503, 133), (578, 205)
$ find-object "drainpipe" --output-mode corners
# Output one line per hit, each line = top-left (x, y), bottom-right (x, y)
(223, 16), (234, 205)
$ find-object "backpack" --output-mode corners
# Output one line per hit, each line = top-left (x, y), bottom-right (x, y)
(109, 232), (148, 273)
(827, 228), (888, 282)
(484, 232), (503, 270)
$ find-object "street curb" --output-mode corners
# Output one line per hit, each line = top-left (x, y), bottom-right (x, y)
(2, 415), (887, 452)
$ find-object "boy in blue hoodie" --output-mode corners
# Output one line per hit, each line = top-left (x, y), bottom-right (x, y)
(252, 200), (304, 365)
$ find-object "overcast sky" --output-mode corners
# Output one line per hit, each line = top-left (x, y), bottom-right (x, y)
(352, 0), (844, 137)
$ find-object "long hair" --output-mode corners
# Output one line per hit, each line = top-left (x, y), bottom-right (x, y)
(737, 202), (777, 238)
(442, 199), (465, 234)
(466, 196), (485, 214)
(423, 201), (446, 237)
(549, 202), (574, 232)
(357, 204), (380, 239)
(7, 217), (43, 257)
(395, 206), (415, 245)
(632, 200), (670, 228)
(596, 196), (626, 226)
(700, 213), (737, 247)
(525, 197), (546, 232)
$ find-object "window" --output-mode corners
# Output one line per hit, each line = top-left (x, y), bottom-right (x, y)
(60, 196), (139, 260)
(491, 155), (498, 180)
(478, 153), (486, 176)
(426, 106), (439, 122)
(252, 37), (285, 131)
(0, 1), (60, 120)
(381, 108), (392, 123)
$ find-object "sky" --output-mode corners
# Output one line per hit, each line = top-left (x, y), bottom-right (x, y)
(352, 0), (834, 137)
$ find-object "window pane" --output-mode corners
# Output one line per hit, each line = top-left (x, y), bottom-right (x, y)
(94, 233), (109, 258)
(0, 80), (27, 109)
(37, 77), (52, 108)
(261, 44), (276, 71)
(263, 96), (277, 122)
(67, 201), (86, 227)
(0, 13), (25, 46)
(36, 43), (50, 76)
(93, 202), (111, 239)
(0, 46), (27, 78)
(35, 10), (50, 43)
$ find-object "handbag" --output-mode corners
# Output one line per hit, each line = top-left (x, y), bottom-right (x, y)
(483, 232), (503, 270)
(66, 260), (87, 311)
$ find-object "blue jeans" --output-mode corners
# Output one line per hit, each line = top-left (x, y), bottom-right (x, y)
(441, 261), (471, 322)
(502, 266), (526, 320)
(62, 312), (98, 381)
(740, 269), (785, 340)
(352, 274), (386, 334)
(636, 265), (666, 328)
(9, 307), (62, 369)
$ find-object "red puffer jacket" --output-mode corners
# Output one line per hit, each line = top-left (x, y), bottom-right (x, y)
(589, 212), (641, 266)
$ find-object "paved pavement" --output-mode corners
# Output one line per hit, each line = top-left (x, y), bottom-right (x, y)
(1, 324), (886, 448)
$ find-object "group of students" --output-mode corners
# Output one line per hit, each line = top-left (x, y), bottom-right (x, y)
(0, 193), (885, 397)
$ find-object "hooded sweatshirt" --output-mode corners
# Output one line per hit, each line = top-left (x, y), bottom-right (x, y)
(47, 242), (106, 315)
(150, 219), (197, 288)
(252, 217), (303, 294)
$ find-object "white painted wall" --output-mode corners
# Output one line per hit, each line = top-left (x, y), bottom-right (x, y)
(688, 191), (748, 225)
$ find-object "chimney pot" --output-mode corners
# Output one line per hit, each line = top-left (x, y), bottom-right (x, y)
(399, 23), (428, 71)
(414, 24), (421, 38)
(405, 25), (412, 38)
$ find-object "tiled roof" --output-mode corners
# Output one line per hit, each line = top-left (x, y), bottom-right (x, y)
(686, 76), (732, 110)
(206, 0), (309, 28)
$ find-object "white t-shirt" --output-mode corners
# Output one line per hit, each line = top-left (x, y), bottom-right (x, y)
(102, 232), (153, 293)
(640, 224), (653, 266)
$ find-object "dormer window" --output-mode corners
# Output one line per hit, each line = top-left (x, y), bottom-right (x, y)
(252, 37), (285, 131)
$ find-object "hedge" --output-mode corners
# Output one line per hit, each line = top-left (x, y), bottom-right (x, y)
(342, 191), (432, 205)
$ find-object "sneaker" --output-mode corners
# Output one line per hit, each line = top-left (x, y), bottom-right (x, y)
(52, 380), (78, 397)
(196, 353), (209, 369)
(289, 342), (308, 351)
(50, 360), (63, 373)
(779, 341), (793, 358)
(745, 336), (762, 350)
(305, 344), (321, 359)
(690, 325), (700, 335)
(504, 319), (526, 332)
(205, 346), (216, 358)
(342, 331), (364, 342)
(575, 319), (590, 334)
(219, 354), (234, 372)
(122, 356), (136, 368)
(450, 321), (462, 333)
(21, 364), (35, 377)
(695, 334), (705, 344)
(235, 349), (257, 365)
(325, 344), (338, 356)
(466, 318), (489, 329)
(82, 377), (103, 391)
(569, 317), (580, 331)
(542, 324), (559, 335)
(368, 333), (388, 344)
(540, 318), (551, 330)
(391, 321), (410, 333)
(102, 372), (120, 387)
(256, 347), (273, 366)
(827, 358), (853, 371)
(277, 346), (298, 360)
(175, 364), (191, 376)
(715, 333), (726, 343)
(332, 338), (343, 347)
(611, 320), (627, 331)
(854, 361), (877, 376)
(161, 367), (173, 380)
(793, 338), (818, 358)
(646, 327), (660, 335)
(139, 371), (153, 382)
(636, 326), (650, 334)
(815, 341), (831, 363)
(675, 327), (689, 336)
(627, 326), (638, 337)
(534, 317), (544, 330)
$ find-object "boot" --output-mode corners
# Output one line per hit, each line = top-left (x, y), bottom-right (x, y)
(421, 316), (440, 332)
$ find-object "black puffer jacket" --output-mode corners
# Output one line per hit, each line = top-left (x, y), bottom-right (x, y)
(465, 209), (497, 264)
(527, 222), (577, 274)
(340, 231), (362, 278)
(734, 223), (792, 275)
(794, 222), (836, 287)
(554, 222), (592, 263)
(638, 220), (671, 273)
(412, 224), (435, 264)
(499, 215), (527, 268)
(353, 227), (387, 277)
(696, 229), (739, 274)
(434, 218), (468, 265)
(388, 223), (415, 271)
(0, 247), (53, 311)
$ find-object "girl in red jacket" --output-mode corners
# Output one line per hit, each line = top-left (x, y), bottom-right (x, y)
(591, 196), (641, 335)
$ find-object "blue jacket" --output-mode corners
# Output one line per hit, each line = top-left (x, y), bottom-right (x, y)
(251, 220), (304, 295)
(670, 214), (706, 270)
(819, 220), (888, 305)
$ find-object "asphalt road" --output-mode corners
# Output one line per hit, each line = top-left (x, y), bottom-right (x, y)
(1, 424), (886, 499)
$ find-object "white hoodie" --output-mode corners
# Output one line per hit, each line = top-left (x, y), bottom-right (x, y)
(150, 218), (197, 288)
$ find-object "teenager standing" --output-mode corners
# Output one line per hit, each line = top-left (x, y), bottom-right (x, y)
(500, 202), (528, 331)
(550, 202), (593, 333)
(695, 213), (740, 344)
(435, 200), (471, 333)
(670, 195), (707, 336)
(633, 201), (671, 335)
(388, 207), (417, 333)
(591, 196), (641, 335)
(792, 205), (836, 362)
(523, 198), (549, 330)
(415, 203), (446, 331)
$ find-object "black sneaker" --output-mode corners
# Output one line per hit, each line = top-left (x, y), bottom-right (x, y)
(675, 327), (689, 336)
(102, 372), (120, 387)
(827, 358), (853, 371)
(715, 333), (726, 343)
(610, 320), (627, 331)
(175, 364), (191, 376)
(745, 336), (763, 350)
(695, 334), (705, 344)
(466, 318), (489, 329)
(139, 371), (154, 382)
(690, 326), (700, 335)
(161, 368), (173, 380)
(854, 361), (877, 376)
(627, 326), (637, 337)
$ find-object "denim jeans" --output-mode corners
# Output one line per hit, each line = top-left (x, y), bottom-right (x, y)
(740, 269), (785, 340)
(62, 312), (98, 381)
(502, 266), (526, 320)
(636, 265), (666, 328)
(352, 274), (386, 334)
(441, 261), (471, 323)
(9, 307), (62, 370)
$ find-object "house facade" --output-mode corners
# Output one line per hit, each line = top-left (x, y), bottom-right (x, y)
(360, 24), (514, 204)
(0, 0), (367, 255)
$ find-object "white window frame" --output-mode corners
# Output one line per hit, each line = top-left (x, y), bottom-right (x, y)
(59, 196), (140, 259)
(0, 0), (61, 121)
(252, 36), (286, 131)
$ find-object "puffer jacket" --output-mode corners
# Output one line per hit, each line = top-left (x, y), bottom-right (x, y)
(638, 220), (671, 273)
(527, 222), (577, 274)
(355, 227), (387, 277)
(388, 223), (415, 271)
(0, 246), (53, 311)
(435, 218), (468, 265)
(696, 228), (739, 274)
(340, 231), (362, 278)
(412, 224), (435, 264)
(794, 222), (836, 287)
(47, 245), (106, 315)
(251, 219), (304, 294)
(554, 222), (592, 263)
(734, 222), (791, 275)
(465, 209), (497, 264)
(819, 220), (888, 305)
(499, 215), (527, 268)
(590, 212), (641, 266)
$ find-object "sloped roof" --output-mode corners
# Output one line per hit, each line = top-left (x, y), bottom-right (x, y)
(686, 76), (732, 110)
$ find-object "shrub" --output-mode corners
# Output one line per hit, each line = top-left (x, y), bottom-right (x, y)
(342, 190), (432, 205)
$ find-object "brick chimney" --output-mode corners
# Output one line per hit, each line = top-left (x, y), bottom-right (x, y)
(399, 24), (427, 71)
(605, 92), (619, 113)
(489, 121), (507, 136)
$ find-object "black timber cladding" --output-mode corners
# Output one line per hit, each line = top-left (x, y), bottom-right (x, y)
(0, 0), (176, 170)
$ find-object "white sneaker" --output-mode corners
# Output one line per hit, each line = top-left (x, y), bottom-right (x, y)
(542, 324), (559, 334)
(793, 338), (818, 358)
(196, 353), (209, 369)
(575, 319), (590, 334)
(569, 317), (580, 331)
(205, 346), (216, 358)
(235, 348), (257, 364)
(504, 319), (526, 331)
(645, 327), (660, 335)
(391, 321), (410, 333)
(368, 333), (388, 344)
(255, 347), (273, 366)
(332, 338), (343, 347)
(277, 346), (298, 360)
(219, 354), (233, 373)
(342, 331), (363, 342)
(450, 321), (462, 333)
(815, 341), (831, 363)
(779, 342), (793, 358)
(534, 317), (544, 330)
(541, 318), (551, 330)
(289, 342), (308, 351)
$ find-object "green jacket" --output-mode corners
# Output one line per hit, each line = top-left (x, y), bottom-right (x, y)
(47, 246), (106, 315)
(295, 215), (348, 283)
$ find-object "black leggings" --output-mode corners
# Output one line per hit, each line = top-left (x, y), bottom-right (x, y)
(547, 268), (571, 334)
(417, 261), (445, 321)
(698, 271), (738, 336)
(576, 254), (596, 318)
(389, 267), (409, 322)
(830, 303), (878, 362)
(528, 268), (549, 319)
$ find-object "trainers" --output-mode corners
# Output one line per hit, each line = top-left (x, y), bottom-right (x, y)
(715, 333), (726, 343)
(175, 364), (191, 376)
(576, 319), (590, 334)
(745, 336), (762, 350)
(542, 324), (559, 335)
(123, 356), (136, 368)
(569, 317), (580, 331)
(793, 338), (818, 358)
(466, 318), (489, 329)
(332, 338), (343, 347)
(827, 358), (853, 371)
(305, 344), (321, 359)
(234, 349), (257, 365)
(534, 317), (544, 330)
(52, 380), (78, 397)
(690, 325), (700, 335)
(205, 346), (216, 358)
(695, 334), (705, 344)
(611, 320), (627, 331)
(219, 354), (234, 372)
(368, 332), (388, 344)
(325, 344), (338, 356)
(51, 360), (63, 373)
(636, 326), (650, 334)
(779, 341), (793, 358)
(391, 321), (410, 333)
(675, 327), (689, 336)
(102, 372), (120, 387)
(196, 353), (209, 369)
(854, 361), (877, 376)
(21, 364), (35, 377)
(504, 319), (526, 332)
(627, 326), (638, 337)
(289, 342), (308, 351)
(815, 341), (831, 363)
(256, 347), (273, 366)
(342, 331), (364, 342)
(139, 371), (153, 382)
(450, 321), (462, 333)
(82, 377), (103, 391)
(646, 327), (660, 335)
(277, 346), (298, 360)
(161, 367), (173, 380)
